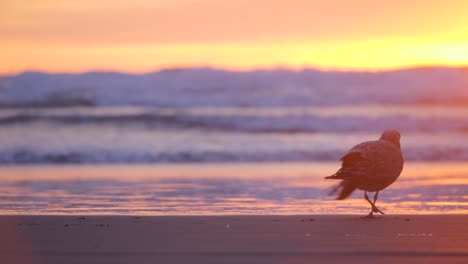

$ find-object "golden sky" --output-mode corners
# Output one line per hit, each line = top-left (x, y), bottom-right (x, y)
(1, 0), (468, 73)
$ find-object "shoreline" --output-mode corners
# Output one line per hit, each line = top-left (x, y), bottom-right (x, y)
(1, 213), (467, 216)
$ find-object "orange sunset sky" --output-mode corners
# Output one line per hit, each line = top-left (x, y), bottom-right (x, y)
(1, 0), (468, 74)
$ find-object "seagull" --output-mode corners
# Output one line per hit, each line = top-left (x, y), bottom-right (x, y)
(325, 129), (404, 218)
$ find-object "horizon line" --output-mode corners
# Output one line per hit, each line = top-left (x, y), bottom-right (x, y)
(2, 64), (468, 77)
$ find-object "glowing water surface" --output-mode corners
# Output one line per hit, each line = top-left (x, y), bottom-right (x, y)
(0, 162), (466, 215)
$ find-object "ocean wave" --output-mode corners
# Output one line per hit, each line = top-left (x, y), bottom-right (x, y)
(0, 108), (467, 133)
(1, 67), (468, 107)
(2, 146), (468, 164)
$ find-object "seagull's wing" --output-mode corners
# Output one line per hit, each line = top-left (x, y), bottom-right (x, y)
(325, 150), (365, 180)
(341, 151), (362, 163)
(325, 142), (373, 200)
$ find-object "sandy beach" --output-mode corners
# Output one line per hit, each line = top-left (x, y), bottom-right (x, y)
(1, 215), (467, 263)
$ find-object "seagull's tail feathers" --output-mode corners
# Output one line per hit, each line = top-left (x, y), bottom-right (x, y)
(325, 174), (339, 179)
(325, 167), (347, 180)
(325, 169), (342, 180)
(328, 180), (356, 200)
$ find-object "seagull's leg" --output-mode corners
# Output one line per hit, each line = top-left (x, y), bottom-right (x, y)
(373, 191), (385, 215)
(363, 192), (375, 218)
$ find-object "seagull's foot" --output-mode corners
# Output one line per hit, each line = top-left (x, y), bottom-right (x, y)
(362, 212), (375, 218)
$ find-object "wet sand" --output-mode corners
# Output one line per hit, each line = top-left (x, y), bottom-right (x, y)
(0, 215), (467, 263)
(1, 163), (467, 215)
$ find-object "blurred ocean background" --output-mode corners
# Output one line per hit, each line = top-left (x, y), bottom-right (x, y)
(0, 67), (467, 214)
(1, 67), (468, 164)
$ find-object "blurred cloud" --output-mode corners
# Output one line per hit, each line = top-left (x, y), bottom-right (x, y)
(2, 0), (468, 44)
(1, 0), (468, 72)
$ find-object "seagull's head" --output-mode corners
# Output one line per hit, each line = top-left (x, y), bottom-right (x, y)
(379, 129), (401, 149)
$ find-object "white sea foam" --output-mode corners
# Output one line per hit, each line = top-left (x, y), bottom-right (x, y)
(1, 67), (468, 107)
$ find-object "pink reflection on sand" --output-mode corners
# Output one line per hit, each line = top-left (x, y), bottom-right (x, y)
(0, 162), (466, 215)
